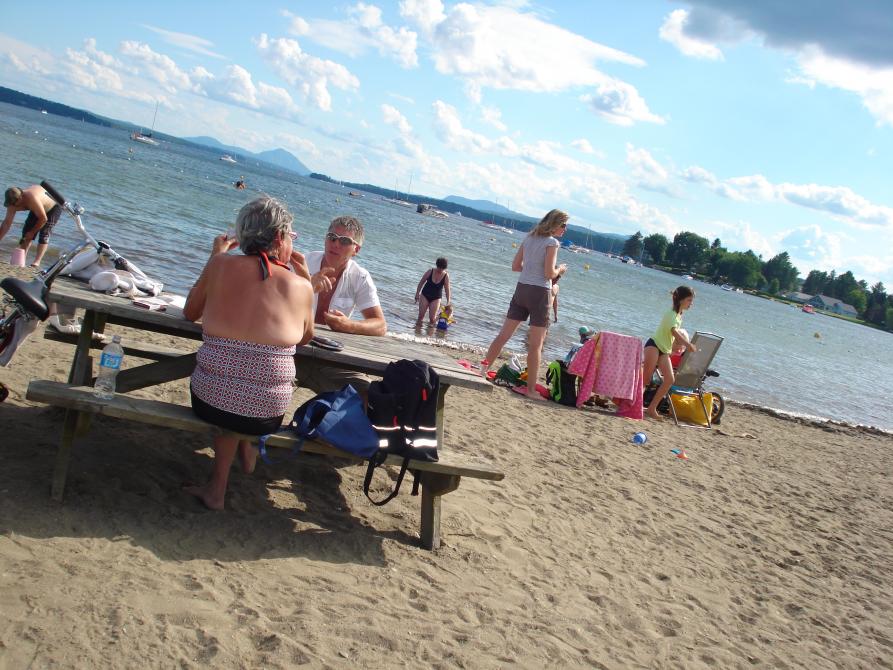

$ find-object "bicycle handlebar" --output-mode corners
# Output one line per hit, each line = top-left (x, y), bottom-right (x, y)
(40, 180), (67, 207)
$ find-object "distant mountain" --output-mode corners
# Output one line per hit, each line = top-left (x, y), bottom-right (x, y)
(255, 148), (311, 176)
(444, 195), (516, 216)
(183, 136), (310, 175)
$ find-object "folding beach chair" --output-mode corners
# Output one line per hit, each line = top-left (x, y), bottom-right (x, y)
(665, 331), (724, 428)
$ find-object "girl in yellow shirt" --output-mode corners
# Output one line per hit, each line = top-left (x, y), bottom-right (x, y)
(643, 286), (697, 420)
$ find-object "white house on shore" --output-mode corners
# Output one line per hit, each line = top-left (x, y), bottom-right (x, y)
(807, 294), (859, 317)
(784, 291), (813, 304)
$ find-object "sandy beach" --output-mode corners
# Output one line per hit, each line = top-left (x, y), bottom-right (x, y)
(1, 259), (892, 669)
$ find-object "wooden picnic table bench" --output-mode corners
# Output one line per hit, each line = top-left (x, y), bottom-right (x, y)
(26, 380), (503, 549)
(28, 278), (500, 549)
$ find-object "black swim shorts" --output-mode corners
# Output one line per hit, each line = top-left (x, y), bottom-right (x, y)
(21, 204), (62, 245)
(190, 388), (284, 435)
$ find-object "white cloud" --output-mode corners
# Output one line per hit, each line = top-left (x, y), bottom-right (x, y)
(64, 41), (128, 93)
(778, 182), (893, 229)
(347, 3), (418, 68)
(682, 165), (745, 201)
(399, 0), (447, 35)
(792, 46), (893, 127)
(705, 221), (778, 260)
(382, 103), (412, 134)
(141, 25), (226, 59)
(726, 173), (775, 200)
(845, 254), (893, 283)
(393, 134), (425, 158)
(274, 133), (320, 159)
(581, 79), (665, 126)
(119, 40), (193, 93)
(284, 4), (418, 68)
(195, 64), (301, 119)
(255, 34), (359, 111)
(659, 9), (724, 60)
(432, 100), (492, 152)
(626, 144), (668, 183)
(669, 2), (893, 126)
(780, 224), (843, 270)
(571, 138), (595, 154)
(686, 167), (893, 230)
(480, 105), (507, 131)
(400, 1), (657, 124)
(0, 35), (52, 75)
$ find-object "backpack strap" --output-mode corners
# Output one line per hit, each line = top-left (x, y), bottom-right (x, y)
(363, 453), (412, 506)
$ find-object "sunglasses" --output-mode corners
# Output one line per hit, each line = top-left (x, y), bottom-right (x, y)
(287, 231), (298, 241)
(326, 231), (358, 246)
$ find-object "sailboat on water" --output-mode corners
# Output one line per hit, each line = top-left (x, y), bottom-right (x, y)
(131, 102), (159, 146)
(381, 171), (415, 208)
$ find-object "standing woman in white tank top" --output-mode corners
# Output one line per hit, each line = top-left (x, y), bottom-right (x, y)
(480, 209), (568, 398)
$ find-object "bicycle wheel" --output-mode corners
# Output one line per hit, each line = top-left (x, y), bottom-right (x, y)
(711, 393), (725, 425)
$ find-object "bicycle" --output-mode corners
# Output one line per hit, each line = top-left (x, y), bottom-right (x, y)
(1, 181), (159, 363)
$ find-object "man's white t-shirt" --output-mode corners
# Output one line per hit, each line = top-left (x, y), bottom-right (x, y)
(305, 250), (380, 318)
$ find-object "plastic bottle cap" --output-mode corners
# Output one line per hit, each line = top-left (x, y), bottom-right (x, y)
(112, 335), (122, 343)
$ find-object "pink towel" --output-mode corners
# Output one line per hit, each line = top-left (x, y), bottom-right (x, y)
(592, 331), (642, 401)
(569, 331), (644, 419)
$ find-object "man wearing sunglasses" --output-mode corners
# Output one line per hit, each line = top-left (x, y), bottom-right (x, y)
(298, 216), (387, 393)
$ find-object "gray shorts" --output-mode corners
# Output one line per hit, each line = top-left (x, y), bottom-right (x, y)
(297, 357), (371, 395)
(506, 282), (551, 327)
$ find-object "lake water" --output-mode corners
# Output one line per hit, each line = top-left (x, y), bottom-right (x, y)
(2, 103), (892, 431)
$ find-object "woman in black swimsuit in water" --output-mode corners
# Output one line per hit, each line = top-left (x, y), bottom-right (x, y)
(414, 257), (451, 327)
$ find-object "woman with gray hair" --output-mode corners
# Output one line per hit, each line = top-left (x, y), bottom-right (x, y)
(182, 196), (314, 510)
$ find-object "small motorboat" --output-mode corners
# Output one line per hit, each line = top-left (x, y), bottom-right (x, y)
(802, 304), (815, 313)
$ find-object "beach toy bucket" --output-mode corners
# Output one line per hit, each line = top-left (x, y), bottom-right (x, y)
(9, 248), (26, 266)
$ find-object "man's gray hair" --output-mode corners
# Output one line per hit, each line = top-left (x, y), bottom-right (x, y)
(328, 215), (365, 246)
(236, 196), (293, 254)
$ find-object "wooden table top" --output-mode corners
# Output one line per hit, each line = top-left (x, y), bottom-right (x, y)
(48, 278), (490, 391)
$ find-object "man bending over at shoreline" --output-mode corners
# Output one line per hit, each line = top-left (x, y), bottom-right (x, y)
(298, 215), (387, 393)
(1, 185), (63, 268)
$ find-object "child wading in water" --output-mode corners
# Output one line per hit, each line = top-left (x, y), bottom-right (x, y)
(642, 286), (697, 420)
(414, 257), (451, 327)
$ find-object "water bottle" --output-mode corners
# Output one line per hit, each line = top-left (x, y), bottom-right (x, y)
(94, 335), (124, 400)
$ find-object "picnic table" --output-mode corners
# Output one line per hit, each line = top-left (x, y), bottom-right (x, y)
(26, 278), (501, 549)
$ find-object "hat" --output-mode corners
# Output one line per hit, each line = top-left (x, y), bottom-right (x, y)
(579, 326), (594, 336)
(4, 187), (22, 207)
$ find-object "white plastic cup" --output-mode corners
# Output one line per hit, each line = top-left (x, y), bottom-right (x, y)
(9, 248), (26, 266)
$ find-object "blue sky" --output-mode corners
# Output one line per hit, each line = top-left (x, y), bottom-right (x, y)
(2, 0), (892, 285)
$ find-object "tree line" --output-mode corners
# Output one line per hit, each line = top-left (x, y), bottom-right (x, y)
(621, 230), (893, 330)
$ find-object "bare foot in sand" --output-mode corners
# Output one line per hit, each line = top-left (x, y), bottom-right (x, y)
(238, 442), (257, 474)
(645, 408), (664, 420)
(183, 483), (224, 510)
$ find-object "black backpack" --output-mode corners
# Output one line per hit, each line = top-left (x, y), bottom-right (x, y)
(364, 359), (440, 505)
(546, 359), (578, 406)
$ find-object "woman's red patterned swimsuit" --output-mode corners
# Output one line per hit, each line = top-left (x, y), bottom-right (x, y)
(191, 335), (296, 418)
